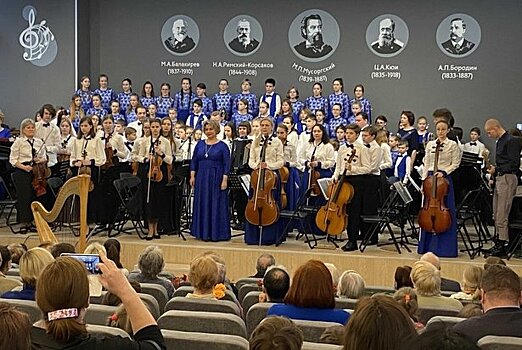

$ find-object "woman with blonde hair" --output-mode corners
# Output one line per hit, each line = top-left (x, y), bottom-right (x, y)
(1, 247), (54, 300)
(450, 265), (484, 301)
(186, 255), (219, 299)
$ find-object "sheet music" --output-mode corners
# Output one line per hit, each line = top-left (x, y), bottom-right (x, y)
(317, 178), (331, 200)
(240, 174), (250, 196)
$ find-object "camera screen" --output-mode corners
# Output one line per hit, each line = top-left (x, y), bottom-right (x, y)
(517, 123), (522, 131)
(61, 254), (101, 274)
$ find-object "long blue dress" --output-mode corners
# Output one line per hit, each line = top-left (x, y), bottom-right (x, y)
(417, 172), (458, 257)
(190, 140), (231, 241)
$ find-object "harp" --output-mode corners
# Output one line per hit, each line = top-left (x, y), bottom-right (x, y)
(31, 174), (91, 253)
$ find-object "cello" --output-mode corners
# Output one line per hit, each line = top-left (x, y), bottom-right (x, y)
(418, 140), (452, 233)
(315, 149), (356, 236)
(245, 136), (279, 227)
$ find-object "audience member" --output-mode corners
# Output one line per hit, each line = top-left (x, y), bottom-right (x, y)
(249, 316), (303, 350)
(324, 263), (340, 292)
(393, 287), (423, 330)
(453, 265), (522, 342)
(128, 246), (174, 298)
(267, 260), (350, 324)
(394, 265), (413, 289)
(2, 247), (54, 300)
(84, 242), (107, 255)
(401, 325), (479, 350)
(260, 266), (290, 303)
(102, 280), (142, 307)
(450, 265), (483, 301)
(0, 301), (31, 350)
(0, 245), (22, 294)
(38, 241), (54, 251)
(186, 255), (219, 299)
(483, 256), (506, 270)
(201, 251), (238, 296)
(320, 325), (345, 345)
(457, 303), (482, 318)
(104, 239), (129, 276)
(420, 252), (461, 292)
(251, 253), (276, 278)
(50, 242), (75, 259)
(337, 270), (366, 299)
(411, 261), (463, 310)
(343, 295), (416, 350)
(31, 254), (166, 348)
(7, 243), (27, 267)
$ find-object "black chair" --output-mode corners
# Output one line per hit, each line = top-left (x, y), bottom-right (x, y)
(0, 175), (17, 229)
(112, 176), (146, 239)
(456, 188), (485, 259)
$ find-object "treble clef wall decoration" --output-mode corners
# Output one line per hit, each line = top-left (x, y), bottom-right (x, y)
(18, 6), (57, 64)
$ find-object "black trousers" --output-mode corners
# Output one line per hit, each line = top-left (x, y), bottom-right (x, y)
(346, 175), (366, 243)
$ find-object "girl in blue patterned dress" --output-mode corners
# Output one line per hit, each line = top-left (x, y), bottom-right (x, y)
(75, 76), (93, 112)
(350, 84), (372, 123)
(140, 81), (156, 109)
(233, 79), (258, 116)
(305, 83), (328, 116)
(94, 74), (116, 112)
(117, 78), (133, 116)
(69, 94), (85, 133)
(125, 93), (141, 124)
(327, 78), (351, 122)
(287, 87), (305, 123)
(231, 99), (253, 128)
(195, 83), (214, 117)
(174, 77), (196, 123)
(156, 83), (175, 119)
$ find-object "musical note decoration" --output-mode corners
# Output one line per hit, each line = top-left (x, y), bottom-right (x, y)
(19, 6), (57, 65)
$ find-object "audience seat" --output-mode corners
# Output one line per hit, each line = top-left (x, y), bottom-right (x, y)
(238, 283), (260, 303)
(86, 324), (130, 339)
(89, 291), (108, 305)
(172, 285), (238, 303)
(417, 306), (461, 324)
(234, 278), (260, 291)
(85, 304), (117, 325)
(158, 310), (247, 338)
(241, 291), (261, 313)
(302, 342), (343, 350)
(425, 315), (465, 332)
(0, 298), (41, 322)
(140, 283), (168, 313)
(293, 319), (345, 343)
(161, 329), (249, 350)
(245, 302), (274, 336)
(138, 292), (160, 320)
(477, 335), (522, 350)
(363, 285), (396, 296)
(164, 297), (242, 317)
(334, 298), (358, 310)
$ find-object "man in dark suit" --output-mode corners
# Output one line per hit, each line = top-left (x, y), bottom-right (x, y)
(441, 18), (475, 55)
(250, 253), (275, 278)
(420, 252), (461, 292)
(294, 14), (332, 59)
(165, 19), (195, 54)
(228, 19), (259, 54)
(454, 265), (522, 342)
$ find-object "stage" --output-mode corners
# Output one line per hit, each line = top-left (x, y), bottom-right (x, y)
(1, 225), (522, 287)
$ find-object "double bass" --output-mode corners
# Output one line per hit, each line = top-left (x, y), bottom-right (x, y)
(245, 136), (279, 226)
(315, 149), (356, 236)
(418, 140), (452, 233)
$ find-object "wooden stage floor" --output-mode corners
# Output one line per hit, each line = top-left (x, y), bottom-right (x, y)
(1, 226), (522, 287)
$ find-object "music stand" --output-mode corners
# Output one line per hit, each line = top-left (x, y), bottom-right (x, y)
(228, 173), (248, 238)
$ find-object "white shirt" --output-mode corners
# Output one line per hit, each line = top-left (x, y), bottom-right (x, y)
(422, 138), (461, 179)
(70, 136), (106, 167)
(332, 141), (371, 179)
(9, 136), (46, 166)
(35, 120), (61, 166)
(298, 141), (336, 171)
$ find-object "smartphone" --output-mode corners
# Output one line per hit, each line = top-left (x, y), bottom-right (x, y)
(517, 123), (522, 131)
(61, 253), (101, 274)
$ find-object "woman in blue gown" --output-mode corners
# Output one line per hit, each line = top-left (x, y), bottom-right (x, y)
(190, 119), (231, 241)
(418, 120), (461, 257)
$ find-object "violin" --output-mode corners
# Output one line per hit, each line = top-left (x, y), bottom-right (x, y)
(101, 133), (114, 170)
(245, 136), (279, 226)
(148, 137), (163, 183)
(279, 166), (289, 210)
(78, 142), (95, 191)
(418, 140), (452, 234)
(315, 150), (356, 236)
(57, 137), (71, 163)
(31, 161), (51, 197)
(308, 147), (321, 196)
